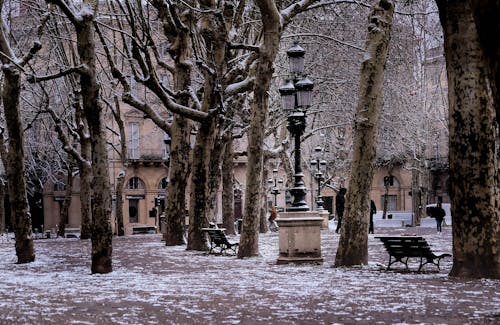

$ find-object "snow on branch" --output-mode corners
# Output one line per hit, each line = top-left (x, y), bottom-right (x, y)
(281, 0), (319, 25)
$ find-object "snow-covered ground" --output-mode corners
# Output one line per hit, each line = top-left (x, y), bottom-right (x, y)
(0, 224), (498, 324)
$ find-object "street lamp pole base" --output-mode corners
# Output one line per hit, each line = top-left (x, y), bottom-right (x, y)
(276, 212), (323, 265)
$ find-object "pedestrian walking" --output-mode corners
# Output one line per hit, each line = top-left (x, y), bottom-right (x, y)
(335, 188), (347, 234)
(430, 202), (446, 232)
(268, 207), (279, 232)
(369, 200), (376, 234)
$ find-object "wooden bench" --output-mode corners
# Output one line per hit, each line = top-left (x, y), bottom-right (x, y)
(375, 236), (451, 271)
(132, 226), (156, 234)
(202, 228), (238, 255)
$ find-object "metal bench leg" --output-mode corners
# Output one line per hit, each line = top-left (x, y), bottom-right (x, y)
(403, 257), (409, 270)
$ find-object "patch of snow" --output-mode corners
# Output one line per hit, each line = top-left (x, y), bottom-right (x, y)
(0, 228), (498, 323)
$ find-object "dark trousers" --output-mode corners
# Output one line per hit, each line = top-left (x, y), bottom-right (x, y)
(436, 219), (443, 232)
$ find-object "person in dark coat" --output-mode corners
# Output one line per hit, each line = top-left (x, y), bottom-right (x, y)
(335, 188), (347, 234)
(427, 202), (446, 232)
(432, 202), (446, 232)
(369, 200), (376, 234)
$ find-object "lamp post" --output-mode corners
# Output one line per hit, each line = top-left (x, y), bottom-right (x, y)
(310, 145), (327, 210)
(268, 168), (283, 208)
(279, 42), (314, 212)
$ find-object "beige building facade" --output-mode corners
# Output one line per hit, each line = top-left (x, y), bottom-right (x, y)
(42, 107), (447, 234)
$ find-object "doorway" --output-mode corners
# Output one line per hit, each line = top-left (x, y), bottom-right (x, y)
(129, 199), (139, 223)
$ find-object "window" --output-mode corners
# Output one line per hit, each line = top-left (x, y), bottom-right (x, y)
(381, 195), (397, 211)
(128, 122), (139, 159)
(158, 177), (168, 197)
(54, 182), (66, 191)
(126, 177), (145, 190)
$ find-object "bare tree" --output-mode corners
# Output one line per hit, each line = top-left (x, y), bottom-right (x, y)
(43, 0), (113, 274)
(238, 0), (319, 258)
(335, 0), (394, 267)
(0, 0), (46, 263)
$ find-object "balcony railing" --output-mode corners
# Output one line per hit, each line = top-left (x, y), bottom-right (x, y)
(127, 149), (169, 163)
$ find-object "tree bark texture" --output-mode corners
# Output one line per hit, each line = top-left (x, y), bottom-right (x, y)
(73, 84), (92, 240)
(335, 0), (394, 267)
(436, 0), (499, 279)
(222, 136), (236, 235)
(110, 96), (127, 237)
(187, 117), (219, 251)
(187, 6), (226, 251)
(164, 115), (191, 245)
(1, 68), (35, 264)
(157, 3), (194, 246)
(206, 136), (225, 224)
(115, 173), (125, 236)
(0, 179), (4, 232)
(411, 167), (425, 226)
(239, 0), (281, 258)
(78, 160), (92, 240)
(75, 16), (113, 274)
(260, 168), (269, 233)
(470, 0), (500, 125)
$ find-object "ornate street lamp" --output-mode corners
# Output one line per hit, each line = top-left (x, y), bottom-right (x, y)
(268, 168), (283, 208)
(310, 145), (327, 210)
(279, 42), (314, 212)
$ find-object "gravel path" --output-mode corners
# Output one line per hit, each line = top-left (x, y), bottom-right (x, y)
(0, 225), (498, 324)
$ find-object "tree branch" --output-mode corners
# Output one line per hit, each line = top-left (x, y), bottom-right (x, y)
(46, 0), (80, 26)
(27, 65), (87, 83)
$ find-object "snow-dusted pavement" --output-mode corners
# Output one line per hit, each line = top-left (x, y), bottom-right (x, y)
(0, 225), (498, 324)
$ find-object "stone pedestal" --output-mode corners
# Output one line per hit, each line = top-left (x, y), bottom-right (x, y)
(318, 210), (330, 229)
(276, 211), (323, 264)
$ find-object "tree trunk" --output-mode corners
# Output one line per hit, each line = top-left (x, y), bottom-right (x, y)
(76, 18), (113, 274)
(411, 166), (423, 226)
(187, 117), (219, 251)
(221, 136), (236, 235)
(115, 173), (125, 236)
(470, 0), (499, 124)
(58, 167), (74, 237)
(260, 168), (269, 233)
(112, 96), (127, 237)
(186, 6), (226, 251)
(0, 179), (4, 233)
(436, 0), (499, 279)
(67, 90), (93, 240)
(239, 0), (281, 258)
(158, 3), (194, 246)
(79, 160), (92, 240)
(1, 68), (35, 264)
(163, 115), (191, 245)
(335, 0), (394, 267)
(206, 136), (225, 223)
